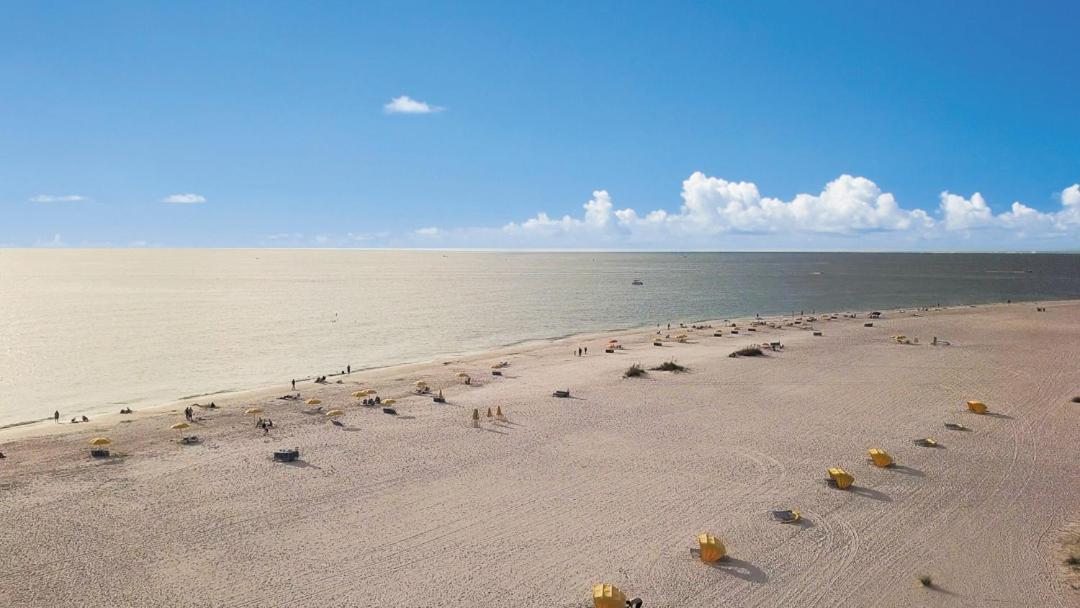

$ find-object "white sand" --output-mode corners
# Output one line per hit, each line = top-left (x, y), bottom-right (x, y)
(1, 301), (1078, 607)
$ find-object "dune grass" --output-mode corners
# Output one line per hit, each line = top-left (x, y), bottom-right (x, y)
(918, 575), (933, 587)
(650, 359), (688, 373)
(729, 346), (765, 358)
(1071, 396), (1080, 403)
(624, 363), (646, 378)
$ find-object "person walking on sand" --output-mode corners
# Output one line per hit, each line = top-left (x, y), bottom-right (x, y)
(291, 379), (296, 390)
(347, 365), (351, 374)
(584, 346), (587, 355)
(54, 410), (59, 423)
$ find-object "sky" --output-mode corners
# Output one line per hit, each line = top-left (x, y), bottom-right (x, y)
(1, 1), (1078, 250)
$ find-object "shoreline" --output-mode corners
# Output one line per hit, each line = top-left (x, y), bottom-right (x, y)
(4, 296), (1074, 444)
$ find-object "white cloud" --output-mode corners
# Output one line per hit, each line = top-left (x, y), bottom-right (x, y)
(162, 193), (207, 204)
(421, 174), (1080, 250)
(505, 174), (934, 240)
(939, 192), (994, 230)
(415, 227), (441, 236)
(34, 233), (66, 247)
(383, 95), (444, 114)
(30, 194), (87, 203)
(939, 185), (1080, 234)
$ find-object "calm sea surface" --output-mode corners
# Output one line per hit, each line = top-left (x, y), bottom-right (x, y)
(2, 250), (1078, 428)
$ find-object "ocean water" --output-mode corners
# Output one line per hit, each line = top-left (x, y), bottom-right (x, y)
(2, 250), (1078, 429)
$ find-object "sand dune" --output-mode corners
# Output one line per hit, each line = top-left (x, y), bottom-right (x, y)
(1, 301), (1078, 607)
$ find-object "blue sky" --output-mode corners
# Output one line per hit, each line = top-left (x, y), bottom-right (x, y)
(2, 1), (1078, 250)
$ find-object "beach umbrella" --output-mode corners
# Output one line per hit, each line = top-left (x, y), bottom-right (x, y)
(363, 388), (377, 395)
(325, 409), (345, 418)
(306, 398), (322, 405)
(245, 407), (263, 415)
(88, 437), (111, 446)
(382, 398), (396, 406)
(414, 380), (427, 387)
(351, 391), (366, 398)
(171, 422), (190, 440)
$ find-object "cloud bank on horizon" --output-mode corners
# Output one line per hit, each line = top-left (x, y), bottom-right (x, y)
(403, 173), (1080, 251)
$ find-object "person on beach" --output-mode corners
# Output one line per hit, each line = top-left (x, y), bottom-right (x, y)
(54, 410), (59, 423)
(291, 379), (296, 390)
(584, 346), (587, 355)
(81, 415), (88, 422)
(347, 365), (351, 374)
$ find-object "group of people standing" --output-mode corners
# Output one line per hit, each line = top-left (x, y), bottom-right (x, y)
(52, 410), (88, 424)
(575, 346), (588, 357)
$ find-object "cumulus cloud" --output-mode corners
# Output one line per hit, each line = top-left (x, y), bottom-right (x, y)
(415, 227), (441, 236)
(426, 174), (1080, 250)
(30, 194), (87, 203)
(383, 95), (444, 114)
(162, 193), (207, 204)
(939, 185), (1080, 234)
(505, 174), (935, 241)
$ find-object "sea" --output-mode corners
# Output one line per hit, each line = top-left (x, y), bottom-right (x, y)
(2, 250), (1078, 429)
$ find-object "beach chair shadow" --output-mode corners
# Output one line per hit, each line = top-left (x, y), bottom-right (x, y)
(706, 557), (768, 583)
(888, 465), (925, 477)
(282, 460), (321, 470)
(983, 412), (1014, 420)
(483, 427), (509, 435)
(847, 486), (891, 502)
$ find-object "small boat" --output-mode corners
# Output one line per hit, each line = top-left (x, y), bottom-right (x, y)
(631, 279), (644, 286)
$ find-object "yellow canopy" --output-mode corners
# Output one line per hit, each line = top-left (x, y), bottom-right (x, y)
(325, 409), (345, 417)
(88, 437), (111, 446)
(414, 380), (427, 387)
(244, 407), (263, 415)
(455, 372), (469, 378)
(363, 388), (377, 395)
(306, 398), (322, 405)
(170, 422), (190, 430)
(382, 398), (396, 405)
(351, 391), (366, 398)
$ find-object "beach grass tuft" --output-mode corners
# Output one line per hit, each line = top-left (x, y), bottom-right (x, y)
(1066, 553), (1080, 567)
(918, 575), (933, 587)
(651, 359), (688, 373)
(624, 363), (646, 378)
(1071, 396), (1080, 403)
(729, 346), (765, 358)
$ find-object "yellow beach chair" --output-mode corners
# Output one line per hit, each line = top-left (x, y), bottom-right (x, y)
(696, 533), (726, 562)
(967, 400), (987, 414)
(827, 467), (854, 489)
(592, 584), (626, 608)
(868, 448), (894, 468)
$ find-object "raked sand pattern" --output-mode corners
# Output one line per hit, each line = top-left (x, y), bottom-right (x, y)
(1, 301), (1078, 607)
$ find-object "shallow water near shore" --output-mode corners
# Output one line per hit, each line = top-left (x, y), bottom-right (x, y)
(2, 249), (1078, 427)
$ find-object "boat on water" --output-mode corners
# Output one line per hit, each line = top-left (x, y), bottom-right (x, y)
(631, 279), (644, 286)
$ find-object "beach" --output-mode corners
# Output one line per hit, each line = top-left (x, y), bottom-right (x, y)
(1, 300), (1078, 607)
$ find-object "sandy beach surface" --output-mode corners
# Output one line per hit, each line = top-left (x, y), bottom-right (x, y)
(1, 301), (1078, 607)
